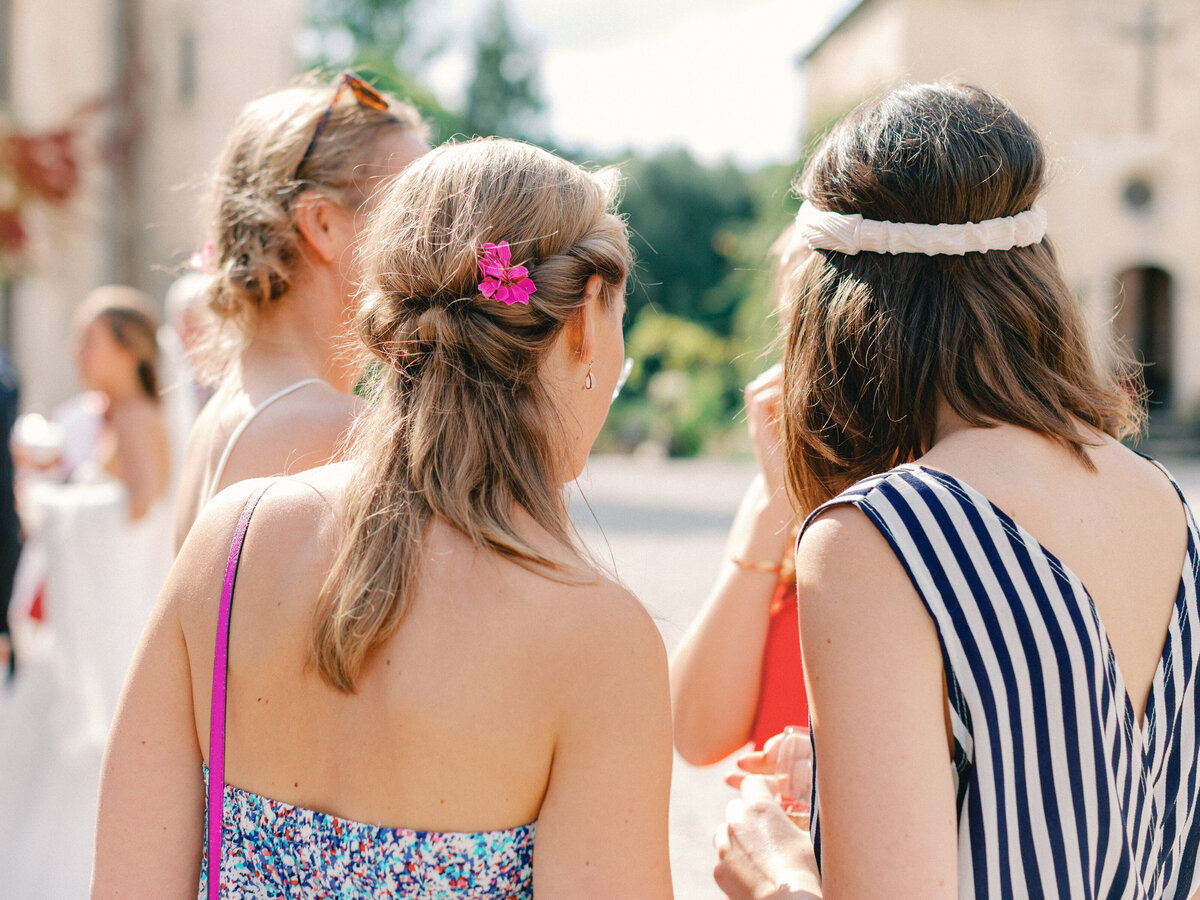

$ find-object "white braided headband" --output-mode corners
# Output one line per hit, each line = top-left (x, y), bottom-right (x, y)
(795, 202), (1048, 256)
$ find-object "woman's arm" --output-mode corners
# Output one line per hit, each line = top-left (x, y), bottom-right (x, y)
(92, 590), (204, 895)
(671, 367), (795, 765)
(713, 506), (959, 899)
(533, 582), (675, 899)
(795, 507), (958, 897)
(93, 485), (248, 896)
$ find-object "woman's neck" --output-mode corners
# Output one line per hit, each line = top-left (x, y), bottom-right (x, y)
(243, 274), (361, 393)
(101, 371), (148, 408)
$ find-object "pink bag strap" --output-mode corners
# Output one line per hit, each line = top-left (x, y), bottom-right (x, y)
(206, 481), (274, 898)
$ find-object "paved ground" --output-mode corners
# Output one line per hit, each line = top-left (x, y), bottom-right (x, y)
(570, 450), (1200, 900)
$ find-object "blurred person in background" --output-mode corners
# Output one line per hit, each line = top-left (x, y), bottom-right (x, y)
(173, 71), (429, 550)
(0, 345), (19, 681)
(0, 286), (172, 898)
(158, 270), (216, 493)
(95, 138), (673, 899)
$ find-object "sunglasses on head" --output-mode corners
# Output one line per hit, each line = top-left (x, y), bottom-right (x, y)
(294, 71), (389, 181)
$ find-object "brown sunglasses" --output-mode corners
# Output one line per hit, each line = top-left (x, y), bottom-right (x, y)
(294, 71), (389, 180)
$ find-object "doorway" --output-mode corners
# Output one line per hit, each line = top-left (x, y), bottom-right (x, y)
(1115, 265), (1173, 408)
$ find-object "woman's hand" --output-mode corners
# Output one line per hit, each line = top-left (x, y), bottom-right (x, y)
(745, 365), (786, 500)
(714, 775), (821, 899)
(725, 726), (811, 798)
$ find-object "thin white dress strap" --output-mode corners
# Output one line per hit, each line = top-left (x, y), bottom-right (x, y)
(205, 377), (325, 503)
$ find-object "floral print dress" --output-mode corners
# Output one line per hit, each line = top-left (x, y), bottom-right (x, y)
(198, 767), (535, 899)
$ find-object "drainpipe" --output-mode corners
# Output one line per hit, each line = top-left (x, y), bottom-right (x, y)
(106, 0), (142, 286)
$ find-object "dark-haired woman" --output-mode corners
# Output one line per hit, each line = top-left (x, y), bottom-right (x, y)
(72, 285), (171, 520)
(716, 83), (1200, 899)
(94, 139), (673, 898)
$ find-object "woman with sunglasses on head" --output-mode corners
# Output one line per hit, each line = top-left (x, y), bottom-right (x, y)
(94, 138), (674, 898)
(173, 72), (429, 550)
(715, 83), (1200, 898)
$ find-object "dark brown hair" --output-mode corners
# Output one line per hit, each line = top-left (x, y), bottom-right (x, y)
(781, 83), (1144, 512)
(80, 285), (162, 400)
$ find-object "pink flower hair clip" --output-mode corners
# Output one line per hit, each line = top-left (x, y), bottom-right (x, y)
(478, 241), (537, 306)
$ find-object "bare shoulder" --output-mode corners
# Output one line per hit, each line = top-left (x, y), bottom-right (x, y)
(550, 569), (663, 654)
(796, 503), (916, 617)
(798, 503), (895, 578)
(171, 471), (344, 635)
(167, 478), (269, 626)
(233, 384), (359, 472)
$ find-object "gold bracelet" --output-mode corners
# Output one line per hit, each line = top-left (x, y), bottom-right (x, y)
(731, 555), (793, 578)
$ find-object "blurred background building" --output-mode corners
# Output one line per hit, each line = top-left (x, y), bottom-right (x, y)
(0, 0), (1195, 445)
(804, 0), (1196, 429)
(1, 0), (303, 410)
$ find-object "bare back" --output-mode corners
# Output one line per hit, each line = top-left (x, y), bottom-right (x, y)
(173, 378), (357, 550)
(918, 423), (1186, 726)
(160, 464), (673, 894)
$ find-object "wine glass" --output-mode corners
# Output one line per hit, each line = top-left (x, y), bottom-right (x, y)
(775, 725), (812, 830)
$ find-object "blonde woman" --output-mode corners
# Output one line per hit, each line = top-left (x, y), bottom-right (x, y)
(173, 72), (429, 549)
(94, 139), (674, 898)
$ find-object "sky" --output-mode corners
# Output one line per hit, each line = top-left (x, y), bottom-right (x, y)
(416, 0), (856, 166)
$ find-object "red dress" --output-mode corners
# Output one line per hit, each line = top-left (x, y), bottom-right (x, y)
(748, 579), (809, 749)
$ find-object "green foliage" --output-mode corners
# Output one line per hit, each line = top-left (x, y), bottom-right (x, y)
(598, 156), (799, 456)
(617, 148), (756, 337)
(463, 0), (545, 140)
(307, 0), (442, 76)
(601, 311), (743, 457)
(304, 0), (810, 457)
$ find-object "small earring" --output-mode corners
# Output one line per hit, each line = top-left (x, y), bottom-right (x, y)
(584, 364), (594, 391)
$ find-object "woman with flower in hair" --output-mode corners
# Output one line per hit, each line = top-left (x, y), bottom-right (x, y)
(173, 72), (429, 550)
(715, 83), (1200, 899)
(94, 138), (673, 898)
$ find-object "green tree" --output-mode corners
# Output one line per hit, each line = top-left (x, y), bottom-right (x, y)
(304, 0), (468, 141)
(463, 0), (545, 140)
(617, 148), (756, 337)
(307, 0), (440, 77)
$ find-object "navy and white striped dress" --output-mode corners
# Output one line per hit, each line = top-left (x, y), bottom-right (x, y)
(803, 464), (1200, 898)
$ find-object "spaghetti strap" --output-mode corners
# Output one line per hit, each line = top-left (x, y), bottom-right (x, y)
(206, 480), (274, 899)
(205, 378), (324, 503)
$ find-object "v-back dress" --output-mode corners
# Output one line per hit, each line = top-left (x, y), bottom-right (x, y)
(200, 484), (535, 898)
(803, 463), (1200, 899)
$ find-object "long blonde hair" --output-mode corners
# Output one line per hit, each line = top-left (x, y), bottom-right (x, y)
(314, 138), (631, 692)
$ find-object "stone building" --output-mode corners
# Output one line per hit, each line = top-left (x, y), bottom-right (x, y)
(2, 0), (303, 409)
(802, 0), (1198, 423)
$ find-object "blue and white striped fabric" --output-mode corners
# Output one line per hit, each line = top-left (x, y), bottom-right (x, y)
(803, 463), (1200, 898)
